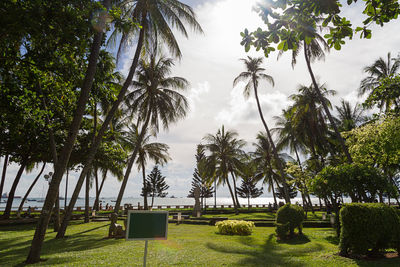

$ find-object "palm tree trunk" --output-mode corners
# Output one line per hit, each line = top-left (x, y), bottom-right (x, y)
(151, 193), (155, 209)
(271, 180), (277, 208)
(2, 159), (28, 219)
(303, 42), (352, 163)
(226, 175), (238, 214)
(253, 80), (290, 203)
(0, 155), (9, 202)
(108, 108), (152, 237)
(94, 168), (99, 211)
(17, 163), (46, 218)
(26, 1), (111, 262)
(64, 169), (68, 210)
(141, 160), (148, 210)
(93, 170), (106, 211)
(230, 171), (241, 208)
(84, 172), (90, 223)
(214, 180), (217, 208)
(53, 191), (60, 232)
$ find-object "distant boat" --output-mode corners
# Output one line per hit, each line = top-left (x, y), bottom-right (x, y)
(27, 198), (37, 202)
(170, 195), (176, 198)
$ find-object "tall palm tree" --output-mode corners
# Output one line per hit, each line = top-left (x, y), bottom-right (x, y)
(233, 56), (290, 203)
(123, 124), (170, 210)
(108, 54), (189, 236)
(334, 99), (366, 132)
(203, 126), (246, 214)
(56, 0), (201, 239)
(360, 52), (400, 111)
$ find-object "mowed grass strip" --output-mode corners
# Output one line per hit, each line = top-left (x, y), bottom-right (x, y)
(1, 221), (399, 266)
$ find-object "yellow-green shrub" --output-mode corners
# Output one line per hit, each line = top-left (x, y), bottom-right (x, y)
(215, 220), (255, 235)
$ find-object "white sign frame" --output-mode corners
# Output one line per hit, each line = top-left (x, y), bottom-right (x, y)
(125, 210), (169, 241)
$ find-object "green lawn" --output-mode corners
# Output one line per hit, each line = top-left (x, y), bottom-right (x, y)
(1, 221), (399, 266)
(201, 211), (325, 221)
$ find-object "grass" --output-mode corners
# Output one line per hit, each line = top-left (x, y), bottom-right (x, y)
(202, 211), (325, 221)
(1, 221), (400, 266)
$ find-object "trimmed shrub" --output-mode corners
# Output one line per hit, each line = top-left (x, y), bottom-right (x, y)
(339, 203), (400, 256)
(215, 220), (255, 235)
(275, 204), (304, 239)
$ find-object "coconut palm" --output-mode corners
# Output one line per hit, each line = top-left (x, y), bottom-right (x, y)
(203, 126), (246, 214)
(107, 54), (189, 236)
(334, 99), (366, 132)
(233, 56), (290, 203)
(360, 52), (400, 111)
(56, 0), (201, 239)
(123, 124), (170, 210)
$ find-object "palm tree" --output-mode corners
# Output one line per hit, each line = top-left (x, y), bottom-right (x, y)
(233, 56), (290, 203)
(334, 99), (366, 132)
(56, 0), (201, 239)
(203, 126), (246, 214)
(108, 54), (189, 236)
(252, 132), (282, 208)
(123, 124), (170, 210)
(360, 52), (400, 111)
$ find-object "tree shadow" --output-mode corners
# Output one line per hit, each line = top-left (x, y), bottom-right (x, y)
(0, 224), (120, 266)
(206, 234), (323, 267)
(325, 235), (339, 245)
(276, 234), (311, 245)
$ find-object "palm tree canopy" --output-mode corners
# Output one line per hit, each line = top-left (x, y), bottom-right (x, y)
(334, 99), (366, 132)
(203, 126), (246, 186)
(360, 52), (400, 96)
(110, 0), (203, 60)
(126, 54), (189, 132)
(233, 56), (274, 99)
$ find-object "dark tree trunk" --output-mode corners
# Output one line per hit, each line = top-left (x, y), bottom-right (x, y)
(230, 171), (241, 208)
(0, 155), (9, 202)
(226, 175), (238, 215)
(53, 192), (60, 232)
(2, 159), (28, 219)
(141, 160), (148, 210)
(94, 168), (99, 211)
(271, 180), (277, 207)
(17, 163), (46, 217)
(214, 180), (217, 208)
(84, 173), (90, 223)
(252, 79), (290, 203)
(303, 42), (352, 163)
(26, 1), (111, 262)
(64, 169), (69, 210)
(57, 14), (145, 239)
(93, 170), (106, 211)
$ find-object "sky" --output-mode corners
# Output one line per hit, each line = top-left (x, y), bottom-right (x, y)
(2, 0), (400, 200)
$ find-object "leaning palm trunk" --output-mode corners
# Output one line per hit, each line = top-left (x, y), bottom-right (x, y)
(271, 181), (277, 207)
(226, 175), (238, 215)
(0, 155), (9, 202)
(93, 171), (106, 211)
(2, 158), (28, 219)
(252, 79), (290, 203)
(17, 163), (46, 218)
(108, 110), (152, 237)
(303, 41), (352, 163)
(56, 19), (145, 239)
(230, 171), (241, 208)
(26, 4), (111, 261)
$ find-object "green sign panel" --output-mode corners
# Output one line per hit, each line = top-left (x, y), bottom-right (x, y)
(126, 211), (169, 240)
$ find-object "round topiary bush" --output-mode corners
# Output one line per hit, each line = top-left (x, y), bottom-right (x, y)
(275, 204), (304, 239)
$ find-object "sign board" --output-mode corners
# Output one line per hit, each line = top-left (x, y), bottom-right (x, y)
(126, 210), (169, 240)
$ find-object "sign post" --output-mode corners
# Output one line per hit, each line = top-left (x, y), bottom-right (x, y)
(126, 211), (169, 267)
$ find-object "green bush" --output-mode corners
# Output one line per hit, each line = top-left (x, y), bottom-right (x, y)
(275, 204), (304, 239)
(215, 220), (255, 235)
(339, 203), (400, 256)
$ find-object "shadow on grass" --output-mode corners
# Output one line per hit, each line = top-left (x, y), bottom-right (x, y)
(325, 235), (339, 245)
(0, 223), (120, 267)
(207, 234), (323, 267)
(276, 234), (310, 245)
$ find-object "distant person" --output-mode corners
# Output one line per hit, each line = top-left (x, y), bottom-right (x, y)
(106, 203), (109, 210)
(99, 203), (103, 210)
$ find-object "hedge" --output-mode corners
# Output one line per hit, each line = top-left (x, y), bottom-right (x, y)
(275, 204), (304, 239)
(215, 220), (255, 235)
(339, 203), (400, 256)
